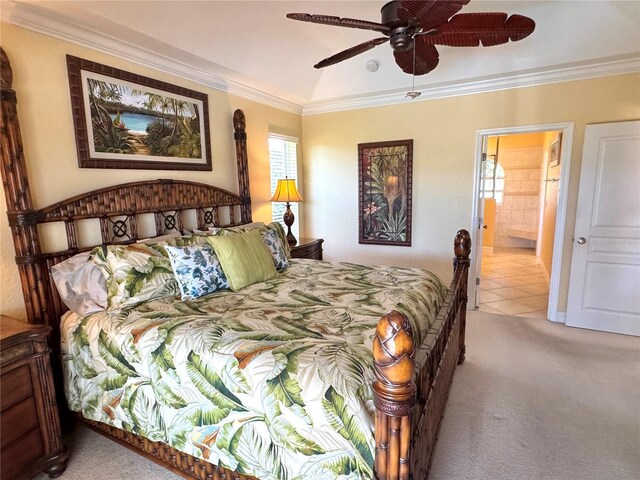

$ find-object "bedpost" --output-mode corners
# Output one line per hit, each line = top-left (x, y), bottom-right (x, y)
(372, 310), (416, 480)
(454, 229), (472, 364)
(233, 109), (252, 223)
(0, 47), (49, 325)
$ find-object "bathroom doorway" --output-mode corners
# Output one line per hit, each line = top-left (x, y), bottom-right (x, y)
(471, 124), (573, 322)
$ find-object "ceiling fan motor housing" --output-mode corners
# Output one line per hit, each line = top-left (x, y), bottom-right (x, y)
(389, 28), (414, 52)
(382, 1), (417, 52)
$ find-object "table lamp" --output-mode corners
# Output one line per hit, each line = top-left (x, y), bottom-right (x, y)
(270, 177), (303, 246)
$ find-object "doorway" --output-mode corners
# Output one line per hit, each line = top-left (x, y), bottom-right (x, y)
(470, 123), (574, 322)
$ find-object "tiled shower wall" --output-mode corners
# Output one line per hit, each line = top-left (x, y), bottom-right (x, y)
(495, 147), (543, 248)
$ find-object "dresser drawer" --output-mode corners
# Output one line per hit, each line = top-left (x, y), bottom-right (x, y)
(1, 396), (40, 449)
(0, 424), (44, 480)
(1, 365), (33, 412)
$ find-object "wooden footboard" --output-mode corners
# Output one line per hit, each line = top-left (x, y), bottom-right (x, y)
(372, 230), (471, 480)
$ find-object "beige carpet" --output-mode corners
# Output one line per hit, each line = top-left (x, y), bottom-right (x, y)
(430, 311), (640, 480)
(36, 311), (639, 480)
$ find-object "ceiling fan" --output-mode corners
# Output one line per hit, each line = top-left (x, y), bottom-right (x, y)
(287, 0), (535, 75)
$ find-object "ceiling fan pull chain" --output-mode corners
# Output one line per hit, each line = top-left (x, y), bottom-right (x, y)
(406, 41), (421, 99)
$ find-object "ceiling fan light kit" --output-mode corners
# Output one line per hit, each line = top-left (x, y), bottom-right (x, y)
(287, 0), (535, 76)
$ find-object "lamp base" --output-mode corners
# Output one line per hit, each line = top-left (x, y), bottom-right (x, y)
(283, 203), (297, 246)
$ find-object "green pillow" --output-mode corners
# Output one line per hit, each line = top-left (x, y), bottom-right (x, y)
(206, 229), (277, 291)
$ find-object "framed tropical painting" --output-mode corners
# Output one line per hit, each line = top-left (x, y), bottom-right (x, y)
(358, 139), (413, 246)
(67, 55), (212, 170)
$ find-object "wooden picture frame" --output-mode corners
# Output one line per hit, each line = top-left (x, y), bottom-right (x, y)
(66, 55), (212, 170)
(358, 139), (413, 246)
(549, 133), (562, 168)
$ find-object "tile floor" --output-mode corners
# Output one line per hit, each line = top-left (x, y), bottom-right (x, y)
(478, 250), (549, 318)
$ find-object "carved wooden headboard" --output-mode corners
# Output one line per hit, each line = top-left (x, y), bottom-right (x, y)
(0, 48), (252, 338)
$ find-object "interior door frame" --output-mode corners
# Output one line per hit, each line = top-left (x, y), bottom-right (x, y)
(470, 122), (574, 322)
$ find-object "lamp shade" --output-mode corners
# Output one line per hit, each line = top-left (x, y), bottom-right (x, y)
(270, 178), (303, 203)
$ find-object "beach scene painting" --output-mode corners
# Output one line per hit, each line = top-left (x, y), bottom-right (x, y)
(68, 55), (211, 170)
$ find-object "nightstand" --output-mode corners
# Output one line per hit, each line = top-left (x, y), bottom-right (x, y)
(290, 238), (324, 260)
(0, 315), (68, 479)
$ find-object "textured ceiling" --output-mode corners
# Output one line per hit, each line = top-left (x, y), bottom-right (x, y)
(3, 1), (640, 112)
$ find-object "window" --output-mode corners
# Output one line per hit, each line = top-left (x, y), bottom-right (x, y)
(269, 134), (299, 239)
(481, 156), (505, 204)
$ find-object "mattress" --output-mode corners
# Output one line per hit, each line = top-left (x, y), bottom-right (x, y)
(62, 259), (445, 479)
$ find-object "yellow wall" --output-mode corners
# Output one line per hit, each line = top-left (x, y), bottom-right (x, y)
(302, 74), (640, 311)
(0, 23), (302, 320)
(2, 23), (639, 319)
(488, 132), (548, 153)
(482, 199), (496, 248)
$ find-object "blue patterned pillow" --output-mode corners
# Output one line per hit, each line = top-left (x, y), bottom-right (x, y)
(260, 228), (289, 271)
(164, 243), (229, 300)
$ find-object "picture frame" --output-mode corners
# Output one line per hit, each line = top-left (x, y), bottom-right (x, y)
(358, 139), (413, 246)
(549, 133), (562, 168)
(66, 55), (212, 171)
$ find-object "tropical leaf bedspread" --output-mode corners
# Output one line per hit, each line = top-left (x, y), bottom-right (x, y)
(62, 259), (446, 479)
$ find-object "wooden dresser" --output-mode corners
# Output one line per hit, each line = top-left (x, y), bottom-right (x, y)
(290, 238), (324, 260)
(0, 315), (68, 479)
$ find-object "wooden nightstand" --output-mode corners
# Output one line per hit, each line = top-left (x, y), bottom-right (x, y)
(0, 315), (68, 479)
(290, 238), (324, 260)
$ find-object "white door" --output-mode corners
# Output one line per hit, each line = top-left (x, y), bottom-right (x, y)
(566, 121), (640, 336)
(474, 136), (489, 307)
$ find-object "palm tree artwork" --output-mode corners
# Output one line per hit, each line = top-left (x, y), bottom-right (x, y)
(85, 77), (202, 160)
(358, 140), (413, 246)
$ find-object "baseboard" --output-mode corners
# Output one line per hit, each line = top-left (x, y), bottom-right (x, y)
(549, 311), (566, 324)
(541, 261), (551, 286)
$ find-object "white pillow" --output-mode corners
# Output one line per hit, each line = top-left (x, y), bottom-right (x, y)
(51, 252), (107, 316)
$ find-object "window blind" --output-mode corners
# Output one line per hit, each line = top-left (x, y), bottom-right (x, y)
(269, 135), (299, 239)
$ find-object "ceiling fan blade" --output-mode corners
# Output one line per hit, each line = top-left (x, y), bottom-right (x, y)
(398, 0), (470, 30)
(314, 37), (389, 69)
(427, 13), (536, 47)
(287, 13), (390, 34)
(394, 37), (439, 75)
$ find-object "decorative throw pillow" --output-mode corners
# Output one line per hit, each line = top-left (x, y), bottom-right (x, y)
(51, 252), (107, 315)
(167, 234), (211, 247)
(206, 230), (277, 291)
(164, 243), (229, 300)
(260, 228), (289, 271)
(91, 243), (178, 310)
(264, 222), (291, 258)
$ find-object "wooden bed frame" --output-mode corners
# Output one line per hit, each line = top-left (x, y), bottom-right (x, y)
(1, 48), (470, 480)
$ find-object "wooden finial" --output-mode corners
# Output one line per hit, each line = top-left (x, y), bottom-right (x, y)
(233, 109), (246, 133)
(232, 109), (251, 223)
(372, 310), (416, 413)
(454, 229), (471, 263)
(0, 48), (13, 89)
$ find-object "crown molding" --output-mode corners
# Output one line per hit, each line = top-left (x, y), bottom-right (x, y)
(3, 3), (638, 118)
(1, 5), (303, 115)
(302, 54), (640, 116)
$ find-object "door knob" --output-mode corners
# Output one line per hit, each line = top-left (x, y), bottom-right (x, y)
(483, 225), (488, 229)
(577, 237), (586, 244)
